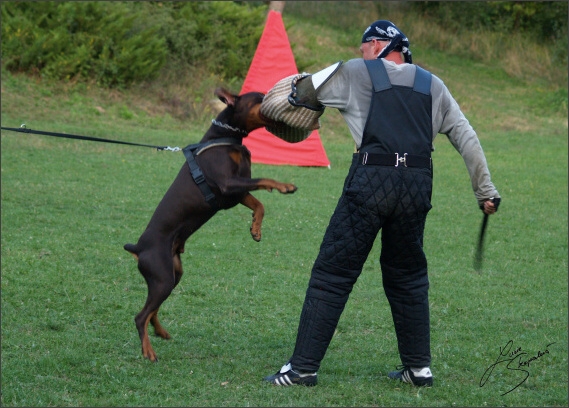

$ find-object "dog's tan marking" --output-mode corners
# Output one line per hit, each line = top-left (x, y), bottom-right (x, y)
(229, 151), (242, 165)
(150, 312), (171, 339)
(142, 313), (158, 362)
(241, 193), (265, 241)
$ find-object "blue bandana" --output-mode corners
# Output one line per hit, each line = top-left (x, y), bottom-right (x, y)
(361, 20), (412, 64)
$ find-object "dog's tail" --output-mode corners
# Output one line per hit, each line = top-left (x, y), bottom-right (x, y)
(124, 243), (140, 260)
(124, 243), (138, 253)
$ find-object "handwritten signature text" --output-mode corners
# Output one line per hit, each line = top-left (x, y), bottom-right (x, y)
(480, 340), (555, 396)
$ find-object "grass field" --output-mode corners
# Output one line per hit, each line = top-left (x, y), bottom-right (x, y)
(1, 5), (568, 408)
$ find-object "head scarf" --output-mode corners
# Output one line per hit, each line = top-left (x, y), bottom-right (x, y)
(361, 20), (412, 64)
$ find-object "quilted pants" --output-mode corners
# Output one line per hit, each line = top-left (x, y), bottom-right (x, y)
(290, 155), (433, 372)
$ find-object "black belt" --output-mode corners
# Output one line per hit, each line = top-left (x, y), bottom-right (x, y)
(357, 152), (432, 169)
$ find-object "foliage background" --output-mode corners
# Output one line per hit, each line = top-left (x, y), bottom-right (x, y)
(1, 1), (266, 87)
(2, 1), (567, 90)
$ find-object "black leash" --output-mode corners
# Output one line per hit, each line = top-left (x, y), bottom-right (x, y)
(3, 123), (245, 211)
(0, 124), (181, 151)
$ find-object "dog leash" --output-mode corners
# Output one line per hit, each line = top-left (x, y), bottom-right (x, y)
(0, 124), (182, 151)
(3, 123), (245, 211)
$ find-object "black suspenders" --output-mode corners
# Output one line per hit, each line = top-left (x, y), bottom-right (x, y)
(364, 59), (431, 95)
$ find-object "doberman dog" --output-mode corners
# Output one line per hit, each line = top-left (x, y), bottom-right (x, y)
(124, 88), (297, 362)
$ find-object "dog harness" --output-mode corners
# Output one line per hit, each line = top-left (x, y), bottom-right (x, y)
(182, 137), (242, 210)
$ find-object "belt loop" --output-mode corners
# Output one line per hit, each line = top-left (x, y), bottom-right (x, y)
(362, 152), (368, 165)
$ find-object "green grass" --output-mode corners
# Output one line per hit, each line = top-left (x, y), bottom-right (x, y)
(1, 7), (568, 408)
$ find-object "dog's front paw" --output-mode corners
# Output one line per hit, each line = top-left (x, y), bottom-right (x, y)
(250, 215), (262, 242)
(250, 228), (262, 242)
(278, 183), (298, 194)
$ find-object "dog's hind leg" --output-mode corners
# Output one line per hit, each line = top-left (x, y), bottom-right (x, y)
(135, 252), (177, 362)
(149, 311), (170, 340)
(149, 251), (184, 340)
(240, 193), (265, 242)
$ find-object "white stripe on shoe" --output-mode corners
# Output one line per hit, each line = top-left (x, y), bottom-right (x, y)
(402, 370), (413, 383)
(275, 374), (293, 386)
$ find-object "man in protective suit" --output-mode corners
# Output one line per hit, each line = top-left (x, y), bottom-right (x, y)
(262, 20), (500, 387)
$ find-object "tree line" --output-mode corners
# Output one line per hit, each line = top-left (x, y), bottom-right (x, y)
(2, 1), (566, 88)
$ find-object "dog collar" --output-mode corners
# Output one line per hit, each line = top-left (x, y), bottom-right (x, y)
(211, 119), (248, 135)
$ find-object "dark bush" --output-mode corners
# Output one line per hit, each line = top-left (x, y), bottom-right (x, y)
(1, 2), (168, 87)
(411, 1), (568, 41)
(145, 2), (267, 81)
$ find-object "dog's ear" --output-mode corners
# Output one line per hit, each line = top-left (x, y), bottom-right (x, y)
(215, 88), (236, 107)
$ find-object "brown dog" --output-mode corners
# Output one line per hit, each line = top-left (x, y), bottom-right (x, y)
(124, 88), (297, 362)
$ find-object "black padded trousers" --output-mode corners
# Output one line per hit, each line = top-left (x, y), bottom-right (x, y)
(290, 156), (433, 372)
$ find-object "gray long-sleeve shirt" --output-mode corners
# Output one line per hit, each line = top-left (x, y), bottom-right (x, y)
(316, 58), (500, 205)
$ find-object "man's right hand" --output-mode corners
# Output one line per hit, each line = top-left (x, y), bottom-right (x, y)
(481, 197), (501, 215)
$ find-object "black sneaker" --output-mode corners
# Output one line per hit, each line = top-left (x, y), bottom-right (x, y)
(263, 362), (318, 386)
(388, 366), (433, 387)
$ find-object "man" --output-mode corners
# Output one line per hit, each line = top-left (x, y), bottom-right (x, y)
(263, 20), (500, 387)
